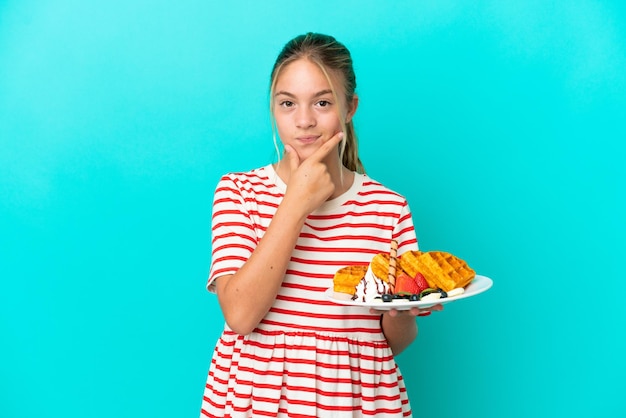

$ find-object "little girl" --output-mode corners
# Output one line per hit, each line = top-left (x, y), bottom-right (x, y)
(200, 32), (440, 418)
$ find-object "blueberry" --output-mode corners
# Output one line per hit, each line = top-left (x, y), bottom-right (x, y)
(382, 293), (393, 302)
(437, 288), (448, 298)
(410, 294), (420, 301)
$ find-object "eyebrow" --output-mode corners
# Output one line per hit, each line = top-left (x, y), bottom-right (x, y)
(274, 89), (334, 98)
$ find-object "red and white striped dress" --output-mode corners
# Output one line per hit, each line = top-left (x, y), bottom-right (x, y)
(201, 164), (419, 417)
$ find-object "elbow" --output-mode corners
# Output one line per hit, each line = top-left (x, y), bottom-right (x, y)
(215, 276), (266, 336)
(389, 331), (417, 356)
(221, 307), (261, 336)
(382, 316), (418, 356)
(224, 316), (257, 336)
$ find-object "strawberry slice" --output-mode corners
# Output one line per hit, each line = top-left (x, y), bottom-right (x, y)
(395, 272), (421, 295)
(413, 272), (429, 293)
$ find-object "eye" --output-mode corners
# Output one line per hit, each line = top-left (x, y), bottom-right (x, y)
(280, 100), (294, 108)
(317, 100), (332, 108)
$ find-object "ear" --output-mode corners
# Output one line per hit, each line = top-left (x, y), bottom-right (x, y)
(345, 94), (359, 124)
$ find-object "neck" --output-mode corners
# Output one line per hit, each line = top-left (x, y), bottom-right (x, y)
(329, 165), (355, 199)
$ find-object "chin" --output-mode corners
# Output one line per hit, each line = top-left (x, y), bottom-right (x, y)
(293, 143), (322, 158)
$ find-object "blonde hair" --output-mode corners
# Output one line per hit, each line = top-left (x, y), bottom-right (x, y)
(269, 33), (365, 174)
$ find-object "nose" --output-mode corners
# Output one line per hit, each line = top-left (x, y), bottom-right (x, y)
(295, 106), (316, 129)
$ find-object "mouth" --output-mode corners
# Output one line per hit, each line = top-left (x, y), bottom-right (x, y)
(296, 135), (321, 144)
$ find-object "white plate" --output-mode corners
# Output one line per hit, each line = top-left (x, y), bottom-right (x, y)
(325, 275), (493, 310)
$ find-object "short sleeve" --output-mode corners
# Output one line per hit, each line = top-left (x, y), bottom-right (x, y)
(393, 200), (419, 255)
(206, 175), (258, 293)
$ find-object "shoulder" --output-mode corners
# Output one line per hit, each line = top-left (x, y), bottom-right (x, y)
(217, 166), (270, 185)
(214, 165), (276, 192)
(357, 174), (409, 204)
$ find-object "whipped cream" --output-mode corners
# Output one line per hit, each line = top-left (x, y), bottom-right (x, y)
(352, 266), (390, 302)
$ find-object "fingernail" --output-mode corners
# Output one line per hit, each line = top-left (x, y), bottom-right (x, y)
(418, 311), (432, 317)
(338, 132), (345, 139)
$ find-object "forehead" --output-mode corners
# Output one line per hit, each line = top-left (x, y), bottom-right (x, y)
(275, 58), (340, 94)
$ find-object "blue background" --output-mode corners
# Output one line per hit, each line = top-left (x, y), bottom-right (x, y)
(1, 1), (625, 417)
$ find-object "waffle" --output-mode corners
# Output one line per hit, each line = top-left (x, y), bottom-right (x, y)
(333, 265), (368, 300)
(397, 250), (423, 277)
(370, 253), (391, 282)
(402, 251), (475, 292)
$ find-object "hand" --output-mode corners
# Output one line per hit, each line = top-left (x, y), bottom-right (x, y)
(369, 303), (444, 317)
(283, 132), (344, 215)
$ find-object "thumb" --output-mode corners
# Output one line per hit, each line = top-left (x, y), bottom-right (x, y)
(284, 144), (300, 173)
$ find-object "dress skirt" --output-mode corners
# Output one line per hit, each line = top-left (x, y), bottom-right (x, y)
(200, 329), (412, 417)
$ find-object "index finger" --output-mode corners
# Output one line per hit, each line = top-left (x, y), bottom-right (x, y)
(309, 131), (344, 162)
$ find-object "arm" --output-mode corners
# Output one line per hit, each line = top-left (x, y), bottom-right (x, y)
(378, 202), (440, 355)
(380, 310), (418, 355)
(215, 133), (344, 335)
(379, 305), (444, 355)
(215, 197), (308, 335)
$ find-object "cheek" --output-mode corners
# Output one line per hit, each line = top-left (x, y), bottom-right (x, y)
(324, 113), (344, 131)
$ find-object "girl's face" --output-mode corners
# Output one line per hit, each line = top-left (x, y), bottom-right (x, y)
(273, 58), (356, 162)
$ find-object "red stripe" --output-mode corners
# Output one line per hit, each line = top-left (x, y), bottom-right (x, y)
(298, 232), (390, 243)
(212, 254), (247, 266)
(241, 195), (280, 205)
(275, 410), (316, 418)
(259, 319), (380, 335)
(211, 231), (257, 246)
(269, 306), (375, 322)
(307, 209), (404, 221)
(213, 242), (254, 254)
(235, 351), (396, 370)
(289, 256), (355, 266)
(236, 337), (392, 358)
(235, 356), (398, 375)
(281, 282), (327, 292)
(398, 237), (418, 250)
(304, 221), (394, 232)
(275, 294), (340, 306)
(284, 268), (332, 278)
(213, 220), (254, 230)
(294, 244), (378, 255)
(245, 329), (387, 346)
